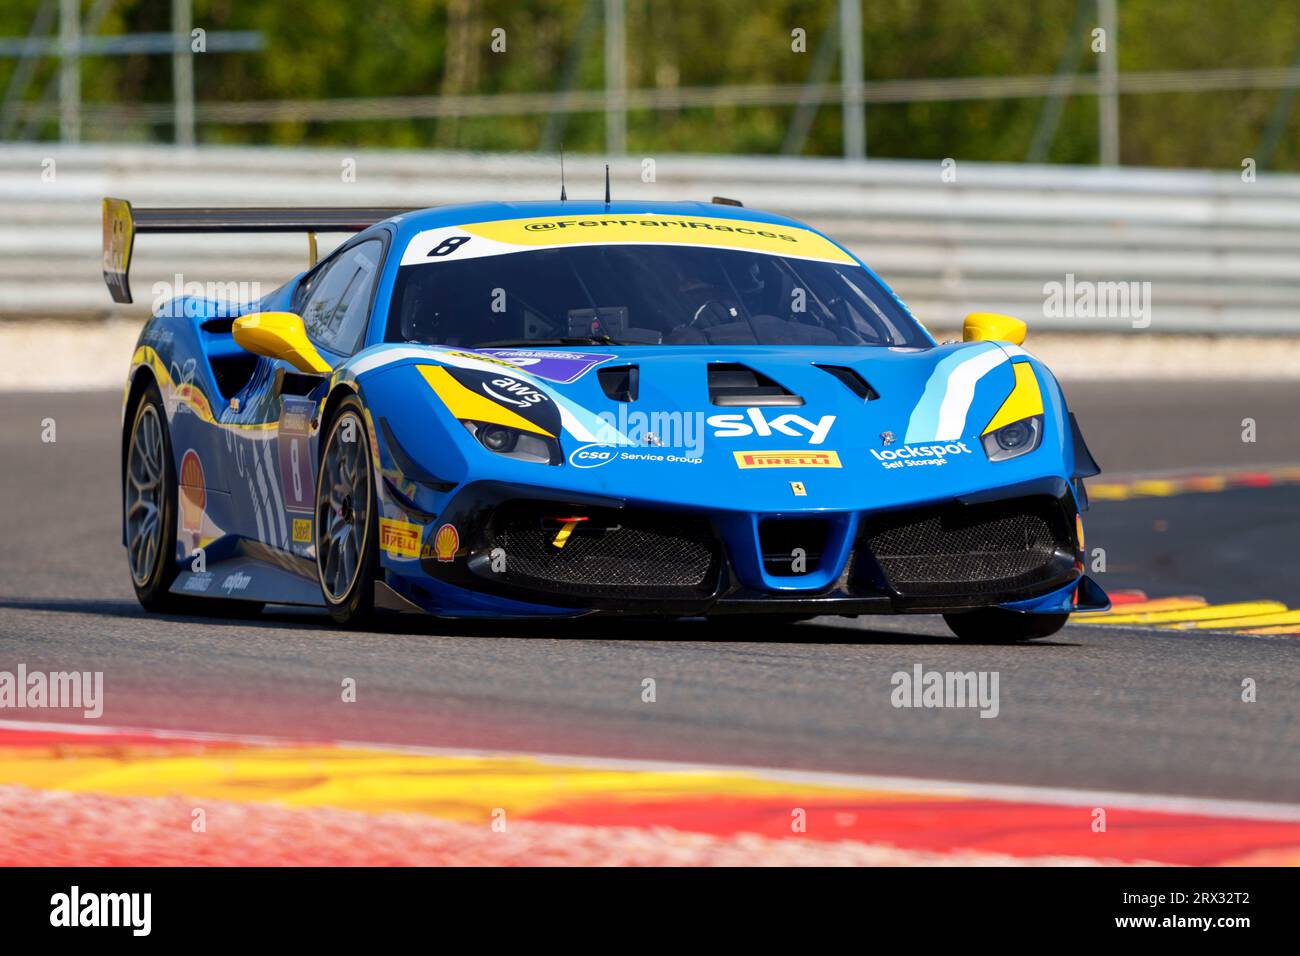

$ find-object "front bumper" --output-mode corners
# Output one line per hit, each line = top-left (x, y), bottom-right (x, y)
(388, 475), (1099, 618)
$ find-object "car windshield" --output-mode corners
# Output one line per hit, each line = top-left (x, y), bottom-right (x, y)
(387, 244), (928, 348)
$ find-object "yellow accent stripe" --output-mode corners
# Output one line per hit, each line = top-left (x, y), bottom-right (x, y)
(1184, 610), (1300, 630)
(1237, 624), (1300, 635)
(417, 364), (552, 437)
(982, 362), (1044, 435)
(552, 521), (578, 549)
(1097, 601), (1287, 626)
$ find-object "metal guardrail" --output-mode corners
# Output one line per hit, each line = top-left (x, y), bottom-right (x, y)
(0, 144), (1297, 332)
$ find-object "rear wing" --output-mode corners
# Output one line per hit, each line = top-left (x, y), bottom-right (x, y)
(101, 197), (418, 304)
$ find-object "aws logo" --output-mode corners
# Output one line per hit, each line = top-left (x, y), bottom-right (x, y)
(707, 409), (836, 445)
(481, 376), (547, 408)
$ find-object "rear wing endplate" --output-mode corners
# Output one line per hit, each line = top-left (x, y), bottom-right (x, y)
(101, 197), (418, 304)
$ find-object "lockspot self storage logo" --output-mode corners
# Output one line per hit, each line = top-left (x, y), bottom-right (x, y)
(870, 441), (972, 469)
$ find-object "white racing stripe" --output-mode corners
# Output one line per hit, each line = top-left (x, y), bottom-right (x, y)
(932, 346), (1011, 440)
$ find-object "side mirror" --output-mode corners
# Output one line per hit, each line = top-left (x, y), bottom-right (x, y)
(232, 312), (332, 375)
(962, 312), (1027, 346)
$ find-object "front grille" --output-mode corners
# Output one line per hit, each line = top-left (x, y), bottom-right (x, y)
(863, 496), (1071, 597)
(486, 502), (718, 596)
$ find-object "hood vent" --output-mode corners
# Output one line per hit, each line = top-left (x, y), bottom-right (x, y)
(708, 363), (803, 407)
(597, 364), (639, 402)
(815, 364), (878, 401)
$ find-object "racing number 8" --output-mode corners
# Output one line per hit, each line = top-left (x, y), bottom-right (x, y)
(429, 235), (471, 257)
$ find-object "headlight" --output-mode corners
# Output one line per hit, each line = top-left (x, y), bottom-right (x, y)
(981, 415), (1042, 461)
(463, 421), (562, 465)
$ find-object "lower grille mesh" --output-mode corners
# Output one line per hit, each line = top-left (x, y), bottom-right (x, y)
(864, 497), (1069, 596)
(488, 503), (717, 595)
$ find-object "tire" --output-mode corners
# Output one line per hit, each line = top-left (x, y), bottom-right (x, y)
(943, 608), (1069, 643)
(124, 381), (264, 617)
(315, 396), (380, 627)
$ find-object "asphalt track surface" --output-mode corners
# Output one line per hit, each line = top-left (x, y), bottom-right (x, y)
(0, 383), (1297, 804)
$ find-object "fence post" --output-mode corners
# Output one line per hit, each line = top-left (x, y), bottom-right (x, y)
(58, 0), (79, 142)
(604, 0), (626, 155)
(1098, 0), (1119, 165)
(839, 0), (864, 160)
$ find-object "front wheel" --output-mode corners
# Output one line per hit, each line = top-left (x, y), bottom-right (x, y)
(315, 398), (380, 627)
(943, 608), (1069, 643)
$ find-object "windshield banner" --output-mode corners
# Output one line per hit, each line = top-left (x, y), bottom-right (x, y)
(399, 214), (857, 267)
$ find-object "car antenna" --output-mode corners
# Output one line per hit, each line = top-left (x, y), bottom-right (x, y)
(604, 163), (611, 207)
(559, 145), (567, 202)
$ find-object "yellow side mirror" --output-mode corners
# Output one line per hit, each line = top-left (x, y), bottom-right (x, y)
(962, 312), (1027, 346)
(232, 312), (332, 375)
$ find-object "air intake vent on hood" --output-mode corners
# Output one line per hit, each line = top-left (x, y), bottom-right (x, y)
(708, 363), (803, 407)
(597, 364), (639, 402)
(815, 364), (879, 401)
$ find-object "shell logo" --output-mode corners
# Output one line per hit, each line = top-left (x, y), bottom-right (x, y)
(433, 524), (459, 562)
(179, 449), (206, 534)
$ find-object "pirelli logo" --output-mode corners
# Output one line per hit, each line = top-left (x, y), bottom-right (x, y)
(734, 450), (842, 469)
(379, 517), (422, 559)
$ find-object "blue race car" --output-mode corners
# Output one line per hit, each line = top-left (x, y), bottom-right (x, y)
(106, 196), (1108, 640)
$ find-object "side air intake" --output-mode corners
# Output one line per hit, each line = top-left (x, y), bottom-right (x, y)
(815, 364), (878, 401)
(597, 365), (639, 402)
